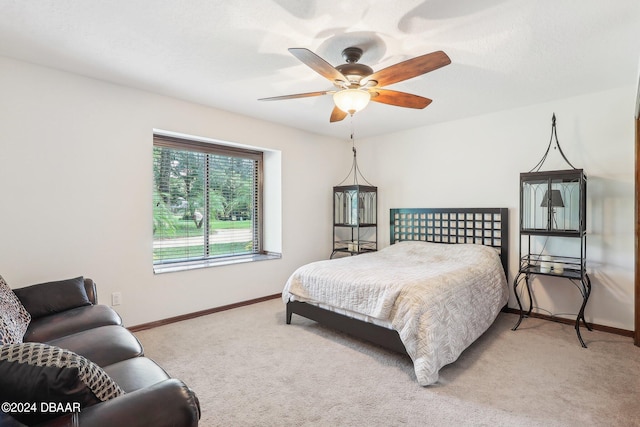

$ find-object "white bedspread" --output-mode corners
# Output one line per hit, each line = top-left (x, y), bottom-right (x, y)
(282, 241), (508, 385)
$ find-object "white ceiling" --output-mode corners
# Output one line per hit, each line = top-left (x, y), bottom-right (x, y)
(1, 0), (639, 139)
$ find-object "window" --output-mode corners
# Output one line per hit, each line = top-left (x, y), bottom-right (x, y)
(153, 134), (267, 271)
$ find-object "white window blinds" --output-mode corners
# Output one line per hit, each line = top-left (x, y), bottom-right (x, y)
(153, 134), (263, 266)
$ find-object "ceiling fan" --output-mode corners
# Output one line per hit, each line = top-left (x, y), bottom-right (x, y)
(259, 47), (451, 122)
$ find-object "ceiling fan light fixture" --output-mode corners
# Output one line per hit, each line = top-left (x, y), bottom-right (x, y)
(333, 89), (371, 115)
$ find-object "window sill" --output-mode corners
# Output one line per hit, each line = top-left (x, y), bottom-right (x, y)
(153, 252), (282, 274)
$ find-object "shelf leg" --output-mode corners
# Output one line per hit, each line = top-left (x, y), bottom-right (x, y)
(575, 323), (587, 348)
(512, 272), (531, 331)
(575, 273), (592, 348)
(580, 274), (593, 331)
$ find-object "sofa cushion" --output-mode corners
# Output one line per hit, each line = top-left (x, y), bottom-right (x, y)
(24, 304), (123, 343)
(13, 276), (91, 319)
(0, 275), (31, 345)
(0, 342), (124, 425)
(47, 325), (144, 367)
(103, 357), (171, 392)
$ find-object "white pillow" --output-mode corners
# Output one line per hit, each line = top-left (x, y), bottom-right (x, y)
(0, 275), (31, 345)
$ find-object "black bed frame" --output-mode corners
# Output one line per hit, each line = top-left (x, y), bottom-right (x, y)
(286, 207), (509, 355)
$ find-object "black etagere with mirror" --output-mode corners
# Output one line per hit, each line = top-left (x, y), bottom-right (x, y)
(332, 184), (377, 258)
(512, 114), (592, 347)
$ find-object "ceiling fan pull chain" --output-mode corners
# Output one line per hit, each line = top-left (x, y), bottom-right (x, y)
(336, 117), (357, 185)
(351, 115), (359, 185)
(337, 115), (373, 187)
(351, 116), (374, 186)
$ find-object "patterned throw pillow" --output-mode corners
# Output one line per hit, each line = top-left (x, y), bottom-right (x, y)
(0, 275), (31, 345)
(0, 342), (125, 424)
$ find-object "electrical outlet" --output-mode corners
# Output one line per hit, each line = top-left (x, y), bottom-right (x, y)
(111, 292), (122, 306)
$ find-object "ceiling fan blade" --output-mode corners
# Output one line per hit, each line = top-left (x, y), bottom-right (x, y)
(370, 89), (433, 109)
(330, 106), (348, 122)
(258, 91), (329, 101)
(361, 50), (451, 87)
(288, 48), (348, 84)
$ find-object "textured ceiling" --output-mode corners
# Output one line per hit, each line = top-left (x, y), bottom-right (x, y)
(1, 0), (639, 139)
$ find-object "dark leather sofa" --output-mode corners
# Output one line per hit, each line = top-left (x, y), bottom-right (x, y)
(0, 277), (200, 427)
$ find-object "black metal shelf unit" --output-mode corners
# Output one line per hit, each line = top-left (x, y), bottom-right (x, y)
(331, 184), (377, 258)
(513, 167), (592, 347)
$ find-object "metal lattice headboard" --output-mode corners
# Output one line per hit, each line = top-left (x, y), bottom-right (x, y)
(390, 208), (509, 275)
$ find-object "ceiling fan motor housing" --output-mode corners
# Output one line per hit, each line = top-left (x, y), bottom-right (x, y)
(343, 46), (364, 61)
(336, 47), (373, 84)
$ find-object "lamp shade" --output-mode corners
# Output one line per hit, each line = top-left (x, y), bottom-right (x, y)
(540, 189), (565, 208)
(333, 89), (371, 114)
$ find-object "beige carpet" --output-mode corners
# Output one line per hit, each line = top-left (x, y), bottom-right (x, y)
(135, 299), (640, 427)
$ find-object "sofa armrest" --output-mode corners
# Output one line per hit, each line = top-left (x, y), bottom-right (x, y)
(41, 379), (200, 427)
(13, 276), (92, 319)
(83, 278), (98, 305)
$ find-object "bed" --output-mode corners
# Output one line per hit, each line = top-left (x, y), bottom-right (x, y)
(282, 208), (509, 386)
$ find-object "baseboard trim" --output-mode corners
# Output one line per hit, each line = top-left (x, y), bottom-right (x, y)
(502, 307), (634, 338)
(128, 293), (281, 332)
(128, 299), (634, 338)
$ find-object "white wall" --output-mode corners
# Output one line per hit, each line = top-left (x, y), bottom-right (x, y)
(1, 56), (634, 331)
(359, 87), (635, 330)
(0, 56), (348, 326)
